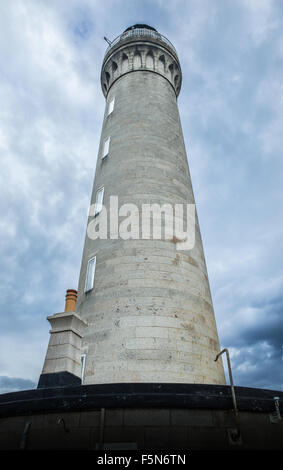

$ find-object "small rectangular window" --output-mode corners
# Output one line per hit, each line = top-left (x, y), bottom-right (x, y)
(95, 187), (104, 216)
(102, 137), (110, 159)
(108, 98), (115, 115)
(85, 257), (96, 292)
(81, 354), (86, 384)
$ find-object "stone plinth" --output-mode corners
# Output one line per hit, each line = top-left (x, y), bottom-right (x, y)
(38, 311), (87, 388)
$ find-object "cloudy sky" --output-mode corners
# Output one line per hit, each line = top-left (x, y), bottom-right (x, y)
(0, 0), (282, 394)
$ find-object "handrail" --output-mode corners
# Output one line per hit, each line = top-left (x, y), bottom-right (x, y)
(104, 28), (177, 58)
(215, 348), (238, 416)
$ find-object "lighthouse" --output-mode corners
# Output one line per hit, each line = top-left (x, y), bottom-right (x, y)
(3, 23), (283, 453)
(38, 24), (225, 388)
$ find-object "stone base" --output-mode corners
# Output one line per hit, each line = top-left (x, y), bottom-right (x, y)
(37, 371), (81, 389)
(40, 311), (87, 380)
(0, 384), (282, 450)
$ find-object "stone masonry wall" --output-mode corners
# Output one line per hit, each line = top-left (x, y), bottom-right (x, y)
(76, 52), (225, 385)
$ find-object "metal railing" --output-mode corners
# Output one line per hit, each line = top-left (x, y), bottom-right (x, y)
(215, 348), (238, 416)
(104, 28), (177, 57)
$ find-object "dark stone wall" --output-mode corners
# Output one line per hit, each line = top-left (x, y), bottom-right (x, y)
(0, 407), (282, 450)
(0, 384), (282, 450)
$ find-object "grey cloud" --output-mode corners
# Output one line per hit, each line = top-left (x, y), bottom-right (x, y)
(0, 376), (36, 395)
(0, 0), (282, 391)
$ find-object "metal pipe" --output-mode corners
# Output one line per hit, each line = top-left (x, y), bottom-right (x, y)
(57, 417), (69, 433)
(273, 396), (281, 421)
(99, 408), (105, 450)
(215, 348), (238, 416)
(19, 421), (32, 450)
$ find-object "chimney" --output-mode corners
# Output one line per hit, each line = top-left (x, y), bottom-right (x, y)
(64, 289), (77, 312)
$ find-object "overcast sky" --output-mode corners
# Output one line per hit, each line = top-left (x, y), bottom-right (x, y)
(0, 0), (282, 394)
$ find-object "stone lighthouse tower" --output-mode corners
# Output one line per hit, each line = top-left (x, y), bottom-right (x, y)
(39, 24), (225, 388)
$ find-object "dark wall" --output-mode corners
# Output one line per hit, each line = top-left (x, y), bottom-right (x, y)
(0, 407), (282, 450)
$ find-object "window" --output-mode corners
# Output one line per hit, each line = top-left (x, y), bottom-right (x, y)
(108, 98), (115, 115)
(102, 137), (110, 159)
(81, 354), (86, 384)
(95, 187), (104, 216)
(85, 256), (96, 292)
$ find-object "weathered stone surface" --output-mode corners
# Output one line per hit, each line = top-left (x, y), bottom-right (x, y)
(75, 27), (225, 385)
(40, 311), (87, 380)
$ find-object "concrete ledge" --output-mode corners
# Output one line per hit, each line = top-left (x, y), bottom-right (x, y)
(0, 383), (282, 418)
